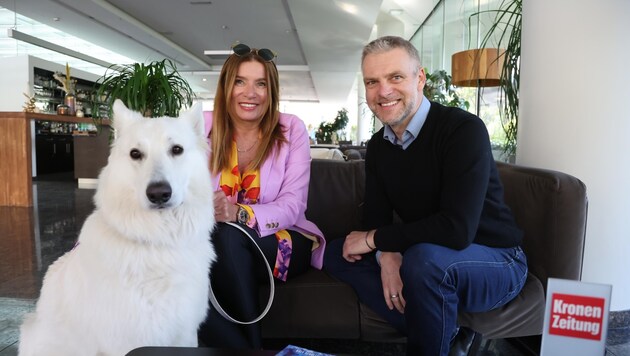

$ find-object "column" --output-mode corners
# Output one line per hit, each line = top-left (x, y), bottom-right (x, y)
(518, 0), (630, 311)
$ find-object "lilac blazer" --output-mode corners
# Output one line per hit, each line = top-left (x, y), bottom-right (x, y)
(203, 111), (325, 269)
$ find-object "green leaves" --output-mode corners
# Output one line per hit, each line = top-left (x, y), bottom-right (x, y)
(471, 0), (522, 158)
(92, 59), (195, 119)
(424, 69), (470, 110)
(315, 108), (349, 144)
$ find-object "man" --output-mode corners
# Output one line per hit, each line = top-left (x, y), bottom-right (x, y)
(324, 36), (528, 356)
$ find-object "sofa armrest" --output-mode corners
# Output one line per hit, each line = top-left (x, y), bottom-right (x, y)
(497, 162), (587, 291)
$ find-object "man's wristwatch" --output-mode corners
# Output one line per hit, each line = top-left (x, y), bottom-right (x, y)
(236, 205), (249, 225)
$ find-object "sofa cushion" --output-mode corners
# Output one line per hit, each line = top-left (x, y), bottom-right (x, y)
(358, 273), (545, 342)
(260, 269), (360, 339)
(458, 273), (545, 339)
(359, 304), (407, 343)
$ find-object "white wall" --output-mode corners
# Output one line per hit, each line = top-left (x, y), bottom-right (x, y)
(0, 56), (31, 111)
(519, 0), (630, 311)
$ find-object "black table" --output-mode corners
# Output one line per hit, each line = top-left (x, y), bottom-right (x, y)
(126, 347), (279, 356)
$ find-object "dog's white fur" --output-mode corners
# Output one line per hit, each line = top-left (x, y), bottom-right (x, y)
(18, 100), (215, 356)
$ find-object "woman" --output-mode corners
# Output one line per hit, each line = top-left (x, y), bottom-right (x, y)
(198, 44), (325, 349)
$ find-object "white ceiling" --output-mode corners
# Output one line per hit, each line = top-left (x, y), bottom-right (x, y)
(1, 0), (433, 108)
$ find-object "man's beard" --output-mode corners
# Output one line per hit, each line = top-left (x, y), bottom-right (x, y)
(374, 96), (417, 128)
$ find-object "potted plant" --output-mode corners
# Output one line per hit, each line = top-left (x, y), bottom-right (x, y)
(469, 0), (522, 158)
(315, 108), (349, 144)
(424, 68), (470, 110)
(92, 58), (195, 119)
(77, 59), (195, 180)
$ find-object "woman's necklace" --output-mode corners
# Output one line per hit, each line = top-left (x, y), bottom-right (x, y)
(237, 138), (259, 153)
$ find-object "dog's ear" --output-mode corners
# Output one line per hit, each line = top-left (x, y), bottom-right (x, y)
(181, 102), (205, 137)
(112, 99), (142, 138)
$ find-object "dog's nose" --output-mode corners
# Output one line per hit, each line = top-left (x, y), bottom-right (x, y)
(146, 181), (172, 205)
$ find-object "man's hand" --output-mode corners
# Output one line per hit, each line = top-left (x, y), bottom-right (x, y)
(380, 252), (405, 313)
(213, 190), (238, 222)
(342, 230), (374, 262)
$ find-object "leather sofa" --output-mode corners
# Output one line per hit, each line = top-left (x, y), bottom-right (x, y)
(260, 158), (588, 347)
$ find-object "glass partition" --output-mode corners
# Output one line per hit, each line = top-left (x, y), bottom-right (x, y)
(412, 0), (514, 158)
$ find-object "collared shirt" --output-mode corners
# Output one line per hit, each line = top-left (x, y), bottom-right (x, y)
(376, 96), (430, 264)
(382, 95), (431, 150)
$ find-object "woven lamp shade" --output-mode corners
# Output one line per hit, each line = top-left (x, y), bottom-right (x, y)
(451, 48), (505, 87)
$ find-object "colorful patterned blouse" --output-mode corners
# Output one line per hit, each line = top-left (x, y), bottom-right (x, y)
(219, 140), (293, 281)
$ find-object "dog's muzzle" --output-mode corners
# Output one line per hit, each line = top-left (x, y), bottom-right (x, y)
(146, 181), (172, 208)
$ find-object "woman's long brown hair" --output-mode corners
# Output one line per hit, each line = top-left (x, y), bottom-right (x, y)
(209, 51), (286, 176)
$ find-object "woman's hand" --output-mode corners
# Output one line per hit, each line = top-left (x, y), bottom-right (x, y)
(213, 190), (239, 222)
(379, 252), (405, 313)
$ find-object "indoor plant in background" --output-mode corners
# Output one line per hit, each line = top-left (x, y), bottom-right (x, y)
(424, 68), (470, 110)
(77, 59), (195, 181)
(92, 58), (195, 120)
(315, 108), (349, 144)
(470, 0), (522, 159)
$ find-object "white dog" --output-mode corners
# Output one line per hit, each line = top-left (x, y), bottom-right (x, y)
(18, 100), (215, 356)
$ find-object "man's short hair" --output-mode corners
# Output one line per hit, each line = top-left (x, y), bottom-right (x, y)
(361, 35), (421, 68)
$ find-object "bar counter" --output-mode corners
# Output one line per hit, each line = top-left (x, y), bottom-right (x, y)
(0, 112), (110, 207)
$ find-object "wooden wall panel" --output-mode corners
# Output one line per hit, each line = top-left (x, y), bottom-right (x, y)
(0, 112), (110, 207)
(74, 126), (111, 179)
(0, 207), (38, 298)
(0, 113), (33, 207)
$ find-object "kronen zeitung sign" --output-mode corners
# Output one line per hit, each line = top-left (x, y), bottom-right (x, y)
(541, 278), (612, 355)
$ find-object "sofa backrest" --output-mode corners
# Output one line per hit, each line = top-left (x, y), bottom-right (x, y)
(496, 162), (587, 290)
(306, 159), (365, 241)
(306, 159), (588, 291)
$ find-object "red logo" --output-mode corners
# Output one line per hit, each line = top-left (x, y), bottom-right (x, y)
(549, 293), (605, 340)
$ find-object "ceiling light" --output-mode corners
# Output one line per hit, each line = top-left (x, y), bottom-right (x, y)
(389, 9), (404, 16)
(7, 29), (113, 68)
(334, 1), (358, 15)
(203, 49), (231, 59)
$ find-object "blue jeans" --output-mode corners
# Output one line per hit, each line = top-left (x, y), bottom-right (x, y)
(324, 238), (528, 356)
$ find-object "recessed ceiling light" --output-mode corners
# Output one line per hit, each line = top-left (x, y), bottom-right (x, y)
(334, 1), (358, 15)
(389, 9), (404, 16)
(204, 50), (231, 59)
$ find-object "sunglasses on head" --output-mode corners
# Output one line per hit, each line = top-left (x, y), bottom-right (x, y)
(231, 43), (277, 62)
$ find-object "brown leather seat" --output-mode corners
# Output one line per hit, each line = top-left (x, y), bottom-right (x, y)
(261, 159), (587, 344)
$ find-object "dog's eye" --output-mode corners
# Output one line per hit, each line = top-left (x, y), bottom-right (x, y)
(171, 145), (184, 156)
(130, 149), (143, 160)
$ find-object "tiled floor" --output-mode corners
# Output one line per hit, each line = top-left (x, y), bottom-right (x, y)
(1, 173), (628, 356)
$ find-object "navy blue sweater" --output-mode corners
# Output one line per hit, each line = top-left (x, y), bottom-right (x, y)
(364, 102), (523, 252)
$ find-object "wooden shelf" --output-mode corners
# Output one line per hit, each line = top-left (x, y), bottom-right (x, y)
(0, 112), (111, 125)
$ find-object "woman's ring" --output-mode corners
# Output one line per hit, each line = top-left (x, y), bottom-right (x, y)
(390, 294), (398, 299)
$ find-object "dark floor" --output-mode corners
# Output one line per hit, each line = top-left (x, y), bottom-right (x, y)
(1, 172), (629, 356)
